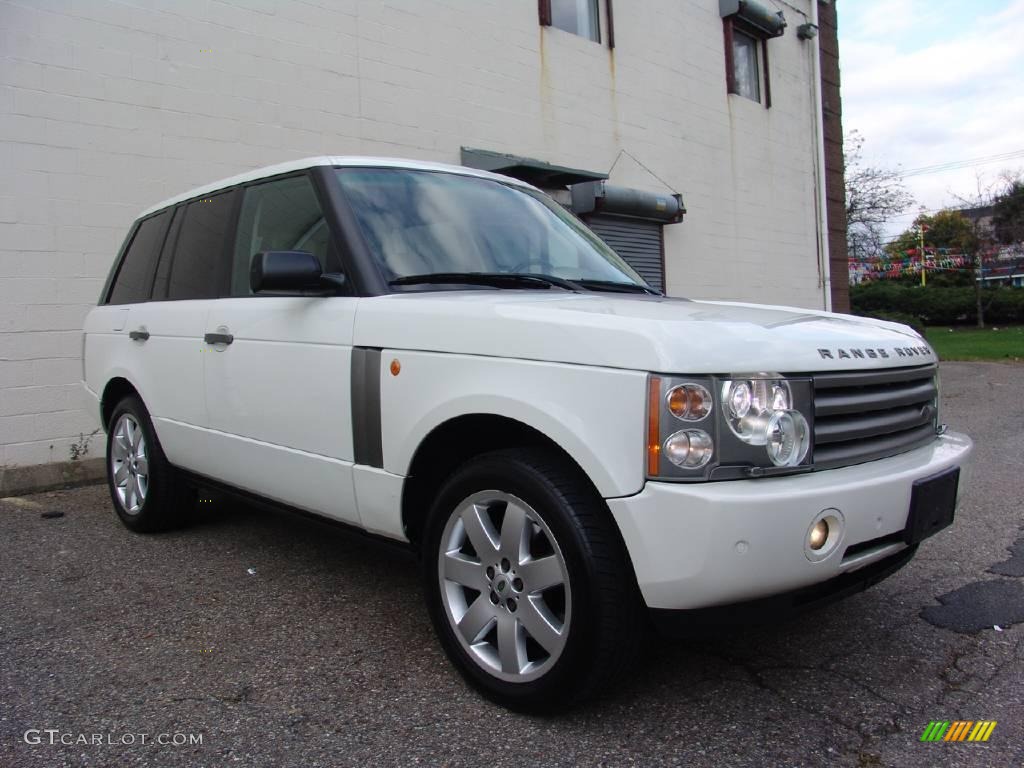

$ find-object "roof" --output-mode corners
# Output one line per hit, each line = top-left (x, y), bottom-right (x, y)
(137, 156), (538, 218)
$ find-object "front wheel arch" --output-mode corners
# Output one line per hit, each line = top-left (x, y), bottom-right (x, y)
(401, 414), (600, 547)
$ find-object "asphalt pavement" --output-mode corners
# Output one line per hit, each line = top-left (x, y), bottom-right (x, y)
(1, 361), (1022, 768)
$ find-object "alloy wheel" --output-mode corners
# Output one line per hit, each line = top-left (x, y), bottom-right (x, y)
(110, 413), (149, 514)
(437, 491), (571, 683)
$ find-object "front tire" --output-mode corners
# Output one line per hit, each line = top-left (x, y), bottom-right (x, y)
(423, 448), (644, 711)
(105, 395), (186, 532)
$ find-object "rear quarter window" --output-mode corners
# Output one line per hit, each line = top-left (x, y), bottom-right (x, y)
(107, 211), (170, 304)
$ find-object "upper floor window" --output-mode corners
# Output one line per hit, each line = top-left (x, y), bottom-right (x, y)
(731, 30), (761, 102)
(720, 0), (786, 107)
(540, 0), (600, 43)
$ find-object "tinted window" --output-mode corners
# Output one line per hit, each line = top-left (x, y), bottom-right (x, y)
(108, 212), (169, 304)
(166, 191), (234, 301)
(231, 175), (338, 296)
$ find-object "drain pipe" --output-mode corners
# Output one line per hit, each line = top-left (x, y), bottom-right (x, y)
(809, 0), (833, 311)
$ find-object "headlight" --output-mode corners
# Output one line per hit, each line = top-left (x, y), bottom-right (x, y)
(664, 429), (714, 468)
(648, 374), (813, 481)
(722, 379), (792, 445)
(765, 410), (811, 467)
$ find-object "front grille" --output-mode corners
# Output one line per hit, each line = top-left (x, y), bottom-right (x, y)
(811, 365), (938, 469)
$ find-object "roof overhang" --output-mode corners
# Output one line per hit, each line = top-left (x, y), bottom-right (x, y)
(460, 147), (607, 188)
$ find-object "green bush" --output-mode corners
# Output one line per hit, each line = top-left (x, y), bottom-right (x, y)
(850, 283), (1024, 326)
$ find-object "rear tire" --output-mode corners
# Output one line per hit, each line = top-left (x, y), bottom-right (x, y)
(422, 447), (645, 711)
(105, 395), (188, 533)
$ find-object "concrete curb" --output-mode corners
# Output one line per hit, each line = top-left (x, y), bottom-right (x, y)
(0, 457), (105, 497)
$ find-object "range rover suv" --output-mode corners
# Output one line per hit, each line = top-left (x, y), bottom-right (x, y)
(82, 157), (973, 711)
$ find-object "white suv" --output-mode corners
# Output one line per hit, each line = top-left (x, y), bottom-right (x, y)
(82, 156), (973, 711)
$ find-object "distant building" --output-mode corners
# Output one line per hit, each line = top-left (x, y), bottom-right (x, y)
(0, 0), (848, 491)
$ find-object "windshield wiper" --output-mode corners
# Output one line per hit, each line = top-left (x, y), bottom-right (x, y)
(576, 279), (661, 296)
(389, 272), (582, 292)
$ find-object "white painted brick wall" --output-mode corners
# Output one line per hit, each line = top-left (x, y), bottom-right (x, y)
(1, 0), (825, 470)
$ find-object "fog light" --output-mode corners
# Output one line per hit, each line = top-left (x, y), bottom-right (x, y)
(804, 509), (844, 562)
(808, 519), (829, 550)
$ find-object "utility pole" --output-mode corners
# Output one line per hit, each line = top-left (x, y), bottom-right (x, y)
(919, 223), (927, 286)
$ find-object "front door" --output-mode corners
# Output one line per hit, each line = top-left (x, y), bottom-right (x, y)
(200, 173), (360, 524)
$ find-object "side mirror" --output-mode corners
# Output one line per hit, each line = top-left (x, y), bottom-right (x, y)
(250, 251), (345, 293)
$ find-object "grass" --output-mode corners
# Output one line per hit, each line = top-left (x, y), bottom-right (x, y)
(925, 325), (1024, 362)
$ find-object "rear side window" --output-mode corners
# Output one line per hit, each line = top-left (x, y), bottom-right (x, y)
(107, 211), (170, 304)
(166, 191), (234, 301)
(230, 174), (338, 296)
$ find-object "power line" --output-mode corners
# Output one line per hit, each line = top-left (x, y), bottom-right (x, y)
(896, 149), (1024, 178)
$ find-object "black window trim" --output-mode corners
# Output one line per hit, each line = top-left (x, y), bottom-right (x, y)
(315, 165), (389, 297)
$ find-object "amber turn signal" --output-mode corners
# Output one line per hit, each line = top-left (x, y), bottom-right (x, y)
(647, 376), (661, 475)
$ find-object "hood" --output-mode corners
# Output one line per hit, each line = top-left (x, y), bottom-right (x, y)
(353, 291), (936, 373)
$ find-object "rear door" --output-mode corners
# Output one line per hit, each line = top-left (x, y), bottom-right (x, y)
(139, 190), (236, 470)
(200, 172), (360, 523)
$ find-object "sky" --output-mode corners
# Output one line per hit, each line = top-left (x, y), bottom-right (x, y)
(837, 0), (1024, 237)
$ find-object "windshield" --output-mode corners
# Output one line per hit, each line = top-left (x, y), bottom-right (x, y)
(334, 168), (648, 290)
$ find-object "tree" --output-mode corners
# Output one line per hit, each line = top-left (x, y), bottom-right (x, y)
(844, 131), (915, 262)
(951, 175), (1024, 328)
(887, 209), (994, 325)
(886, 210), (976, 257)
(993, 179), (1024, 249)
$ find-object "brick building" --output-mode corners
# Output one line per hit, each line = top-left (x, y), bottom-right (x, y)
(0, 0), (847, 491)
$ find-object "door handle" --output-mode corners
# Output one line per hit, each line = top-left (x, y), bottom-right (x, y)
(204, 332), (234, 345)
(128, 329), (150, 341)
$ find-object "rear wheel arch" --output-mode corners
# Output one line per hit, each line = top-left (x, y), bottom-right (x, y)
(101, 377), (143, 429)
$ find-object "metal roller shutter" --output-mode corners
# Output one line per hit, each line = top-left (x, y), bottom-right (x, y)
(586, 215), (665, 293)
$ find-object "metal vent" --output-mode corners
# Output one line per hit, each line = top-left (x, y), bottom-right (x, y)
(812, 365), (938, 469)
(586, 216), (665, 293)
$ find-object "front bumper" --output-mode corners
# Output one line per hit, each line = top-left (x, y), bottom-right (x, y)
(607, 432), (973, 611)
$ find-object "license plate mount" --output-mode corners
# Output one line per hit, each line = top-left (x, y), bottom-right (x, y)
(903, 466), (960, 545)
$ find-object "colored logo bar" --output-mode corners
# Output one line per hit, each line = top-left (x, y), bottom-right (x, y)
(920, 721), (997, 742)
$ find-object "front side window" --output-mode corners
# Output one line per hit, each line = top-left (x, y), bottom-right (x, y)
(731, 31), (760, 102)
(108, 211), (170, 304)
(334, 168), (646, 289)
(166, 191), (234, 301)
(544, 0), (600, 42)
(231, 175), (338, 296)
